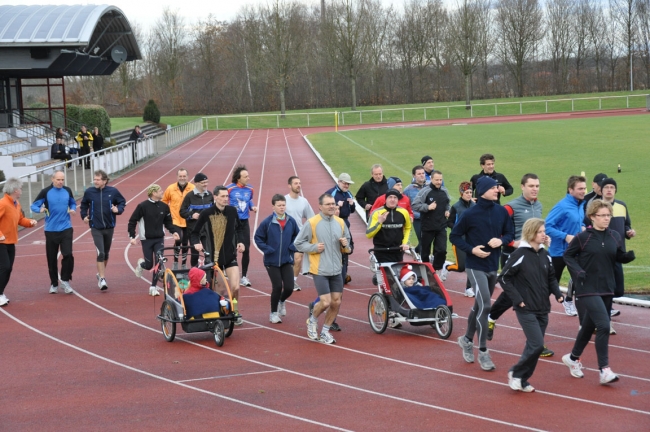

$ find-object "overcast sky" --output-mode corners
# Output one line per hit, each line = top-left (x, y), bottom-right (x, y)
(14, 0), (408, 32)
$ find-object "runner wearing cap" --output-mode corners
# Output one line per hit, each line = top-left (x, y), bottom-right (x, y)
(179, 172), (213, 267)
(584, 172), (608, 211)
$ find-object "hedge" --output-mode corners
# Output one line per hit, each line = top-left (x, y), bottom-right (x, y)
(65, 104), (111, 137)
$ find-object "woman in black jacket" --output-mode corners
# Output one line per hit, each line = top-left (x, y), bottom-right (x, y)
(499, 218), (563, 392)
(561, 200), (635, 385)
(92, 127), (104, 154)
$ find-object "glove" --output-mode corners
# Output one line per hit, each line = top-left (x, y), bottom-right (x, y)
(625, 250), (636, 261)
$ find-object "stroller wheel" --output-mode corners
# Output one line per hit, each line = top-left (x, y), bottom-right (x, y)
(225, 319), (235, 338)
(160, 301), (177, 342)
(372, 274), (378, 286)
(368, 293), (388, 334)
(213, 320), (225, 347)
(432, 305), (453, 339)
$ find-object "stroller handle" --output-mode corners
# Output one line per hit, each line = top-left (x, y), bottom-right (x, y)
(368, 246), (408, 253)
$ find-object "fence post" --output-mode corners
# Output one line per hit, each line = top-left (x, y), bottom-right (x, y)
(277, 114), (279, 128)
(247, 116), (249, 129)
(360, 111), (363, 124)
(520, 102), (522, 114)
(572, 99), (574, 111)
(424, 108), (426, 120)
(546, 101), (548, 113)
(447, 107), (450, 119)
(599, 98), (602, 110)
(627, 96), (629, 108)
(380, 110), (383, 123)
(216, 117), (219, 130)
(307, 113), (310, 127)
(471, 105), (473, 117)
(495, 104), (497, 116)
(402, 109), (405, 122)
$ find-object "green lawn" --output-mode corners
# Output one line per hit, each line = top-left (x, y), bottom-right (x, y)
(307, 114), (650, 292)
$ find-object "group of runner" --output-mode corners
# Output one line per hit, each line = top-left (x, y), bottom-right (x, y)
(0, 151), (636, 391)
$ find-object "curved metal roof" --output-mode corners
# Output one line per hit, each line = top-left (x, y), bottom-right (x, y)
(0, 4), (141, 58)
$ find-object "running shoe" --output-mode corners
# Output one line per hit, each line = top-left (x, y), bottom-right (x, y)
(308, 301), (314, 317)
(330, 321), (341, 332)
(599, 367), (619, 385)
(438, 266), (448, 281)
(0, 294), (8, 307)
(458, 336), (474, 363)
(610, 309), (620, 317)
(293, 282), (301, 291)
(610, 324), (616, 335)
(240, 276), (252, 287)
(465, 288), (475, 298)
(487, 318), (496, 341)
(539, 346), (554, 357)
(478, 350), (496, 371)
(320, 331), (336, 344)
(149, 286), (160, 296)
(98, 278), (108, 291)
(49, 285), (58, 294)
(521, 383), (535, 393)
(134, 258), (145, 278)
(563, 300), (578, 316)
(61, 281), (73, 294)
(270, 312), (282, 324)
(306, 318), (319, 340)
(278, 301), (286, 317)
(562, 354), (584, 378)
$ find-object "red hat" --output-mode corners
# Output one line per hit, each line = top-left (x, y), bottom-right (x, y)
(399, 264), (416, 283)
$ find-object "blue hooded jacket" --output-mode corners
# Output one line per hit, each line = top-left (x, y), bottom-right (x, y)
(545, 194), (585, 257)
(254, 213), (300, 267)
(80, 185), (127, 230)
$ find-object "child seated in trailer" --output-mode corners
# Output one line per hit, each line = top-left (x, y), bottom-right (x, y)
(398, 264), (446, 310)
(182, 268), (227, 318)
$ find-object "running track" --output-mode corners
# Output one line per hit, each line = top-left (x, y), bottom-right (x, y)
(2, 113), (650, 431)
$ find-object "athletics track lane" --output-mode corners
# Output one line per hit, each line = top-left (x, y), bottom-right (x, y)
(2, 117), (649, 430)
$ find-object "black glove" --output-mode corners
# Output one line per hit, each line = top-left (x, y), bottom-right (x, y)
(625, 250), (636, 261)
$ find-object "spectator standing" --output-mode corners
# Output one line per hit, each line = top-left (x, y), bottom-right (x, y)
(226, 165), (257, 287)
(470, 153), (513, 204)
(31, 171), (77, 294)
(284, 176), (315, 290)
(128, 184), (180, 296)
(355, 164), (388, 222)
(163, 169), (195, 269)
(295, 193), (351, 344)
(92, 127), (104, 154)
(254, 194), (300, 323)
(545, 175), (587, 316)
(0, 178), (38, 306)
(80, 170), (126, 290)
(412, 170), (451, 271)
(499, 218), (564, 393)
(75, 125), (93, 169)
(450, 176), (514, 371)
(192, 186), (245, 325)
(179, 173), (212, 267)
(403, 166), (427, 253)
(562, 200), (635, 385)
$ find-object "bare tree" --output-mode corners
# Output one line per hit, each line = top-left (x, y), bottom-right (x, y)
(448, 0), (490, 107)
(638, 0), (650, 88)
(151, 8), (187, 113)
(496, 0), (545, 97)
(323, 0), (370, 110)
(585, 0), (607, 90)
(546, 0), (575, 93)
(610, 0), (638, 89)
(362, 0), (392, 103)
(573, 0), (591, 91)
(604, 8), (624, 89)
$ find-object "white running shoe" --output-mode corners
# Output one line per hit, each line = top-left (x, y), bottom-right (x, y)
(610, 323), (616, 335)
(98, 278), (108, 291)
(278, 301), (286, 316)
(135, 258), (145, 278)
(562, 354), (584, 378)
(149, 286), (160, 296)
(61, 281), (73, 294)
(600, 367), (619, 385)
(306, 318), (319, 340)
(610, 309), (620, 317)
(270, 312), (282, 323)
(0, 294), (8, 306)
(240, 276), (251, 287)
(293, 282), (301, 291)
(438, 266), (449, 281)
(320, 331), (336, 344)
(563, 300), (578, 316)
(465, 288), (475, 298)
(49, 285), (58, 294)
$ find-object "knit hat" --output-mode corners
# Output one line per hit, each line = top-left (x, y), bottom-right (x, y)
(400, 264), (416, 283)
(476, 176), (498, 197)
(387, 176), (402, 190)
(385, 189), (402, 200)
(459, 181), (472, 195)
(146, 184), (161, 197)
(600, 177), (617, 191)
(593, 173), (608, 185)
(421, 155), (433, 165)
(194, 172), (208, 183)
(338, 173), (354, 184)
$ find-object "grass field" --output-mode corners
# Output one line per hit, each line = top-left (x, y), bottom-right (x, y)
(307, 114), (650, 292)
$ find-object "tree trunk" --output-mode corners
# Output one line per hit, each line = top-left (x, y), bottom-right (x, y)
(280, 88), (286, 118)
(350, 75), (357, 111)
(465, 73), (471, 109)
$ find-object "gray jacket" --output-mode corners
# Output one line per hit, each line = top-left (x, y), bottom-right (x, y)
(294, 212), (351, 277)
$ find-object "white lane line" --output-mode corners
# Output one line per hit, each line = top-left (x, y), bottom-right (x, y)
(178, 370), (282, 383)
(0, 308), (351, 432)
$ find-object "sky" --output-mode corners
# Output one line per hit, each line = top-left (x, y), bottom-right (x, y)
(13, 0), (406, 32)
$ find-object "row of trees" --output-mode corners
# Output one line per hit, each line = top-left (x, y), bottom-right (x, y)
(66, 0), (650, 117)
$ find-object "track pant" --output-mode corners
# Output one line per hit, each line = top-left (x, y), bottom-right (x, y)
(173, 226), (189, 265)
(91, 227), (113, 262)
(551, 256), (572, 300)
(421, 228), (447, 270)
(266, 263), (294, 313)
(489, 290), (513, 321)
(465, 269), (498, 349)
(45, 228), (74, 286)
(78, 145), (90, 168)
(412, 219), (422, 253)
(140, 238), (164, 271)
(0, 244), (16, 296)
(571, 295), (612, 369)
(240, 219), (251, 277)
(510, 310), (548, 384)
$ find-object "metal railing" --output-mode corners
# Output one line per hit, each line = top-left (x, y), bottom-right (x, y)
(165, 118), (204, 149)
(202, 94), (650, 130)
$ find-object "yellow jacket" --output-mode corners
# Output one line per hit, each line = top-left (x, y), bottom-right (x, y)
(162, 182), (194, 227)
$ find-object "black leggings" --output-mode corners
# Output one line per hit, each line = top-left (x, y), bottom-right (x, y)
(91, 228), (113, 262)
(572, 296), (613, 369)
(0, 244), (16, 295)
(552, 256), (571, 301)
(140, 238), (164, 271)
(266, 263), (294, 313)
(241, 219), (251, 276)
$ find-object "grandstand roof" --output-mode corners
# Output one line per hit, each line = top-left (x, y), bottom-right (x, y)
(0, 4), (141, 78)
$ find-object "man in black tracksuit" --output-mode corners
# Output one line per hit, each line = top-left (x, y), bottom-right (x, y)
(470, 153), (513, 204)
(128, 184), (179, 296)
(180, 174), (213, 267)
(355, 164), (388, 222)
(412, 170), (451, 270)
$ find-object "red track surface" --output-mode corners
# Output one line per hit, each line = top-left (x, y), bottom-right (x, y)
(3, 111), (649, 431)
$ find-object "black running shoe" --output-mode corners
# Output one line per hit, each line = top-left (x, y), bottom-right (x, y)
(330, 321), (341, 331)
